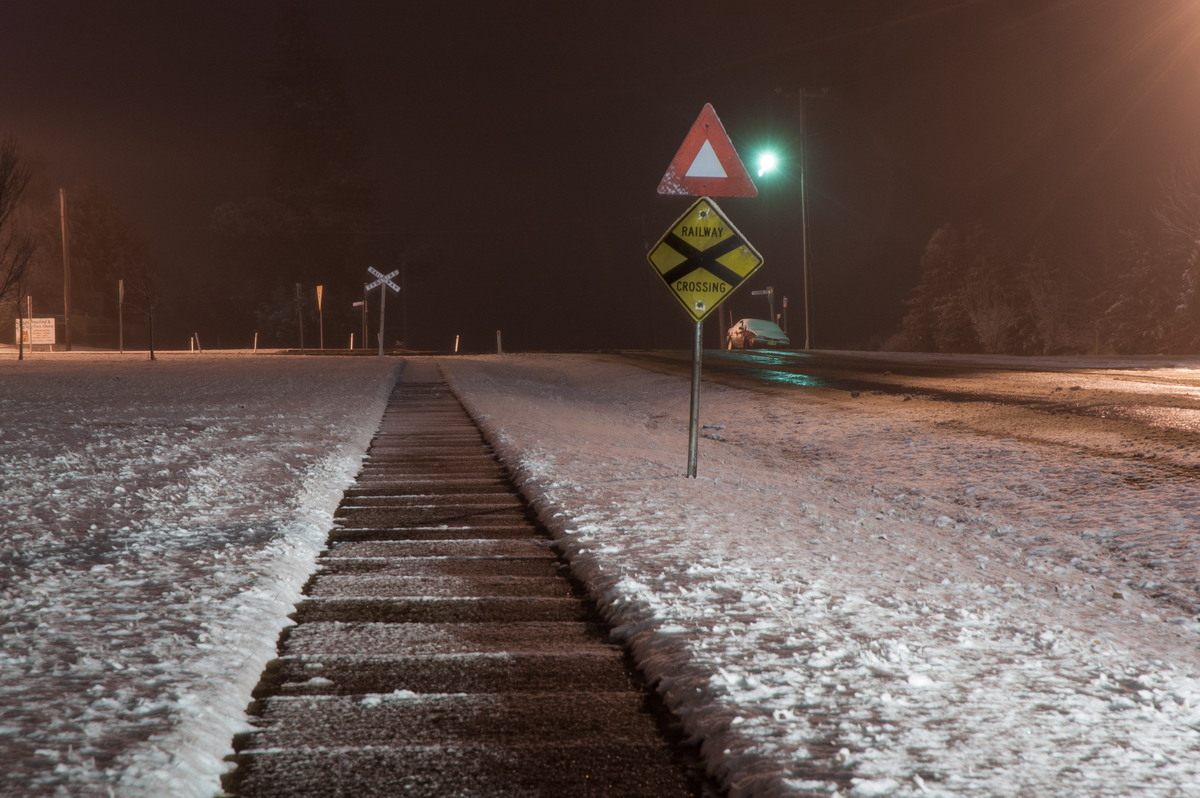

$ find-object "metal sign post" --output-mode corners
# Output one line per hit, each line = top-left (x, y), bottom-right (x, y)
(366, 267), (401, 356)
(22, 295), (31, 360)
(647, 197), (763, 477)
(687, 320), (703, 477)
(652, 105), (763, 477)
(751, 286), (775, 324)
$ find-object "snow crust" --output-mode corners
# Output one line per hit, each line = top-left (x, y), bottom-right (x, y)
(4, 349), (1200, 797)
(440, 353), (1200, 798)
(0, 353), (397, 797)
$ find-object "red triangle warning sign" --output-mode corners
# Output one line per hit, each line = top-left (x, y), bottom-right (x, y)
(657, 103), (758, 198)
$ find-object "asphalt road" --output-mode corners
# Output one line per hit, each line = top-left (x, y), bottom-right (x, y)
(613, 349), (1200, 477)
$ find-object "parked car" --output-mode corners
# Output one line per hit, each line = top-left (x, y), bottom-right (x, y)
(726, 318), (790, 350)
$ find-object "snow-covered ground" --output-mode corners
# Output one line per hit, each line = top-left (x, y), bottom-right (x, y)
(3, 350), (1200, 797)
(0, 352), (398, 797)
(440, 353), (1200, 798)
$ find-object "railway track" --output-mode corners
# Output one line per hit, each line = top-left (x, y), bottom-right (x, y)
(222, 360), (712, 797)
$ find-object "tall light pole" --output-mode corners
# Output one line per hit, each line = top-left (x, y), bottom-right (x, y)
(295, 282), (304, 349)
(778, 87), (827, 350)
(59, 188), (72, 351)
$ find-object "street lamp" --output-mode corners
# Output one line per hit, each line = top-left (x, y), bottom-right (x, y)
(756, 151), (778, 177)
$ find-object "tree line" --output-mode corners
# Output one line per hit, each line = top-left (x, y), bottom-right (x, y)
(893, 162), (1200, 355)
(1, 4), (378, 356)
(205, 0), (379, 350)
(0, 138), (160, 356)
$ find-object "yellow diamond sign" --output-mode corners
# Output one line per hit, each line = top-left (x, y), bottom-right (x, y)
(646, 197), (764, 322)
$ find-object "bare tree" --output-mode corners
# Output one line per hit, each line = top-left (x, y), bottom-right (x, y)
(0, 137), (35, 325)
(120, 259), (161, 360)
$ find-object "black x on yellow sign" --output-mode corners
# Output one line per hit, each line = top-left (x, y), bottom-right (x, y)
(646, 197), (764, 322)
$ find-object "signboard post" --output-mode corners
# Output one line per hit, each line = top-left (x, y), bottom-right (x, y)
(647, 196), (763, 477)
(651, 104), (764, 476)
(18, 295), (32, 360)
(751, 286), (775, 324)
(366, 267), (400, 356)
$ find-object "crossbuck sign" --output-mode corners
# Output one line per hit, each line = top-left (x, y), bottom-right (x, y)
(366, 267), (401, 355)
(367, 267), (400, 292)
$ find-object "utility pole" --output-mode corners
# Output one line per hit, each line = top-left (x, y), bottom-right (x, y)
(401, 258), (409, 350)
(778, 88), (828, 350)
(59, 188), (71, 351)
(798, 88), (827, 350)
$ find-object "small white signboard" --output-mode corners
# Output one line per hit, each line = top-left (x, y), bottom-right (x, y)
(15, 318), (56, 345)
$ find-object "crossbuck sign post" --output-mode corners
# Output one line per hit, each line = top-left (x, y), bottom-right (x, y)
(366, 267), (400, 356)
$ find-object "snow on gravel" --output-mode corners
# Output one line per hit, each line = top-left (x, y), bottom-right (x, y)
(0, 352), (397, 798)
(440, 353), (1200, 798)
(3, 349), (1200, 798)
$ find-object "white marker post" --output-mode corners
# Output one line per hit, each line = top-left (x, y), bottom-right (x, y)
(366, 267), (401, 356)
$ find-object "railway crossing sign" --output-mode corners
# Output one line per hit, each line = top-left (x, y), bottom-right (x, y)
(366, 267), (401, 356)
(650, 104), (763, 479)
(646, 197), (764, 322)
(656, 104), (758, 198)
(367, 267), (400, 293)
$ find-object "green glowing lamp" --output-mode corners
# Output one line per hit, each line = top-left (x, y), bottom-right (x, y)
(756, 151), (779, 178)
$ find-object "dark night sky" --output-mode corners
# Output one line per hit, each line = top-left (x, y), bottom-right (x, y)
(4, 1), (1200, 351)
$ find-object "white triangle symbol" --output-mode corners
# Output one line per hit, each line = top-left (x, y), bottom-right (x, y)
(685, 139), (727, 178)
